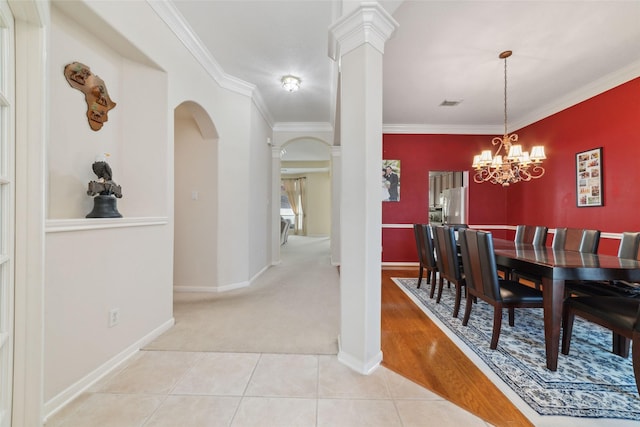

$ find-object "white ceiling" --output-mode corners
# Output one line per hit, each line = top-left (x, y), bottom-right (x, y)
(171, 0), (640, 136)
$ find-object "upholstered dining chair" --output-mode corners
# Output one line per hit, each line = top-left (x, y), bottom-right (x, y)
(564, 231), (640, 358)
(514, 227), (600, 289)
(413, 223), (438, 290)
(515, 225), (548, 246)
(499, 225), (548, 279)
(565, 232), (640, 298)
(432, 225), (466, 317)
(458, 228), (543, 349)
(552, 227), (601, 252)
(562, 295), (640, 395)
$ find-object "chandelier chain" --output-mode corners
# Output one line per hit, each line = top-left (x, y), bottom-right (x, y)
(503, 54), (508, 136)
(471, 50), (546, 186)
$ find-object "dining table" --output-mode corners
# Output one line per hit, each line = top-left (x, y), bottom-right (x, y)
(491, 238), (640, 371)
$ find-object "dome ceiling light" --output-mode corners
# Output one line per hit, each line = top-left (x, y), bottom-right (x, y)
(281, 75), (301, 92)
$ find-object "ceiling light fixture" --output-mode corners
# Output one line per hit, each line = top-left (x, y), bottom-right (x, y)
(472, 51), (546, 186)
(281, 75), (301, 92)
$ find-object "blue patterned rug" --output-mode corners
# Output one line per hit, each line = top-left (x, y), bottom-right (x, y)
(392, 278), (640, 426)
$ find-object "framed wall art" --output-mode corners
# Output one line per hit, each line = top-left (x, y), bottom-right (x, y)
(382, 160), (400, 202)
(576, 147), (603, 207)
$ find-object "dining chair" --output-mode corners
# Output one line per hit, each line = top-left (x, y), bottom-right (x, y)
(515, 225), (548, 246)
(458, 228), (543, 349)
(553, 227), (601, 252)
(413, 223), (438, 290)
(432, 225), (466, 317)
(514, 227), (600, 289)
(562, 295), (640, 395)
(564, 231), (640, 357)
(566, 232), (640, 298)
(499, 225), (548, 279)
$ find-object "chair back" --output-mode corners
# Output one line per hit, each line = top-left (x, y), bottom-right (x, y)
(432, 226), (448, 278)
(515, 225), (548, 246)
(618, 232), (640, 260)
(552, 227), (600, 253)
(413, 224), (427, 266)
(446, 223), (468, 231)
(433, 225), (462, 283)
(552, 227), (567, 249)
(424, 224), (437, 267)
(458, 229), (477, 292)
(459, 229), (501, 301)
(413, 224), (437, 268)
(579, 229), (600, 254)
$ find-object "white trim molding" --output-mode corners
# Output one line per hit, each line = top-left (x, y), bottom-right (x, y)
(147, 0), (275, 127)
(43, 318), (174, 422)
(45, 217), (169, 233)
(329, 2), (399, 60)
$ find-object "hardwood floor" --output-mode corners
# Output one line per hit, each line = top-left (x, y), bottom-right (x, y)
(380, 268), (534, 427)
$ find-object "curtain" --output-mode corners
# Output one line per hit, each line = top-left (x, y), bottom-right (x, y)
(282, 177), (306, 235)
(299, 177), (307, 236)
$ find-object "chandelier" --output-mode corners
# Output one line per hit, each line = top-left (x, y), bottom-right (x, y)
(472, 51), (546, 186)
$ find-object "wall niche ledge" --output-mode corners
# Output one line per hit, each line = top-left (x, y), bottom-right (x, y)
(46, 217), (168, 233)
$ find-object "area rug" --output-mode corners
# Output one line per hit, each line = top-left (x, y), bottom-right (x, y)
(392, 277), (640, 426)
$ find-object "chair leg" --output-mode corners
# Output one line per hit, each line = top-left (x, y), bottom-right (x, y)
(613, 332), (631, 358)
(436, 277), (445, 303)
(426, 268), (431, 285)
(453, 283), (462, 318)
(561, 306), (575, 355)
(508, 307), (515, 326)
(462, 295), (473, 326)
(429, 272), (438, 299)
(490, 307), (503, 349)
(632, 331), (640, 395)
(417, 266), (424, 289)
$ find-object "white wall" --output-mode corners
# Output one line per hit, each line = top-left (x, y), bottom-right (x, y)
(43, 0), (263, 416)
(44, 224), (173, 402)
(304, 171), (331, 236)
(48, 7), (167, 219)
(248, 104), (273, 280)
(173, 112), (218, 291)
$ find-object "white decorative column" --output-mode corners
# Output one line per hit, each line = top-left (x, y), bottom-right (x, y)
(329, 3), (398, 374)
(271, 144), (283, 265)
(330, 146), (341, 266)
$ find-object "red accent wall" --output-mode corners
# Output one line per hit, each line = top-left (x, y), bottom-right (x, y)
(383, 77), (640, 262)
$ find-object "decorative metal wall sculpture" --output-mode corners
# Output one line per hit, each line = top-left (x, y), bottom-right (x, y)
(64, 62), (117, 131)
(86, 153), (123, 218)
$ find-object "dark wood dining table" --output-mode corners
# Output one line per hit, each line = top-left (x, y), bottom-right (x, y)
(491, 238), (640, 371)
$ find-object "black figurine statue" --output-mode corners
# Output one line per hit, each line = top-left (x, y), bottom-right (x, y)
(86, 153), (123, 218)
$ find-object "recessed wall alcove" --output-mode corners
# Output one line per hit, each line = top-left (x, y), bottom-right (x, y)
(47, 3), (168, 221)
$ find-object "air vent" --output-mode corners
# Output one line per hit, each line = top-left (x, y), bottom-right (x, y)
(440, 100), (462, 107)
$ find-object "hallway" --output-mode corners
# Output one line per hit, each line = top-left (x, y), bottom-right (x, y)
(45, 237), (490, 426)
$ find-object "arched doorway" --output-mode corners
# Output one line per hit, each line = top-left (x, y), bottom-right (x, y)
(173, 101), (219, 291)
(279, 137), (332, 238)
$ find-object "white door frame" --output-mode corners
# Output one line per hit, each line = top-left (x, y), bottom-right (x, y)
(10, 0), (47, 424)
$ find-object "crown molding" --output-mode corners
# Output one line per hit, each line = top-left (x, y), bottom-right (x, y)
(510, 60), (640, 131)
(383, 123), (502, 135)
(148, 0), (274, 127)
(329, 2), (399, 60)
(384, 60), (640, 135)
(273, 122), (334, 133)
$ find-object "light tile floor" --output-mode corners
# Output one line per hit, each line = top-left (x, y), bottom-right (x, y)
(45, 350), (492, 427)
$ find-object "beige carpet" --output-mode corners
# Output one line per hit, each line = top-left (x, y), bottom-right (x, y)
(145, 236), (340, 354)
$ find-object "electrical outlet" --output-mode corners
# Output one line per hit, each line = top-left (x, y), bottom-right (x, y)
(108, 308), (120, 327)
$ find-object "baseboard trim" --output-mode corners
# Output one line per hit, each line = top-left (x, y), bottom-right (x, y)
(337, 346), (383, 375)
(173, 281), (250, 293)
(43, 317), (175, 422)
